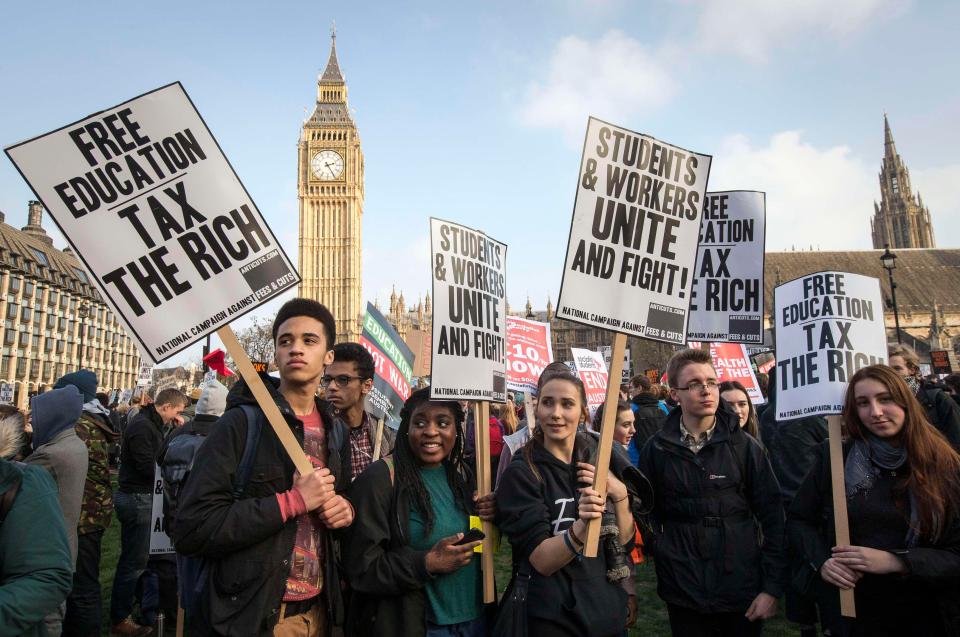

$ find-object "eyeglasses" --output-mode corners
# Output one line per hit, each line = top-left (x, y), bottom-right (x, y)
(320, 374), (365, 388)
(675, 381), (720, 393)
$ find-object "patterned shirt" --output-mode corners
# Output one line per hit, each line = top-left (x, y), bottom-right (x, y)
(679, 417), (717, 454)
(283, 409), (326, 601)
(348, 413), (375, 478)
(75, 411), (117, 534)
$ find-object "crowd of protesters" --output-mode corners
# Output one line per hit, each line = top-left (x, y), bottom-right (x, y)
(2, 298), (959, 637)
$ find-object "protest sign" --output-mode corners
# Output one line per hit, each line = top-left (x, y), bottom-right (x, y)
(429, 218), (507, 402)
(687, 191), (765, 343)
(645, 368), (659, 383)
(505, 317), (553, 394)
(5, 82), (299, 364)
(600, 344), (631, 382)
(251, 360), (268, 373)
(571, 348), (609, 417)
(149, 465), (174, 555)
(556, 117), (711, 345)
(406, 329), (433, 378)
(774, 272), (886, 419)
(0, 383), (12, 405)
(136, 363), (154, 387)
(120, 388), (133, 404)
(931, 350), (952, 375)
(691, 342), (765, 404)
(360, 302), (415, 430)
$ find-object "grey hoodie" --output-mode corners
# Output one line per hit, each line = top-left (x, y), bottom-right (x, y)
(26, 386), (88, 565)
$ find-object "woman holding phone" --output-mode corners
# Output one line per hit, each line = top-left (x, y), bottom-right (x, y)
(343, 388), (495, 637)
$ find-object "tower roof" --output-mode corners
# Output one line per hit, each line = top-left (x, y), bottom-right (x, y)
(884, 113), (897, 158)
(320, 29), (344, 83)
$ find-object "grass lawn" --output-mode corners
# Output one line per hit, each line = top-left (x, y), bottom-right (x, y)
(99, 500), (801, 637)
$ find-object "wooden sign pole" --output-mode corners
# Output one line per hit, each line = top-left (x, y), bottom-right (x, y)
(523, 392), (536, 431)
(827, 415), (856, 617)
(372, 416), (385, 461)
(584, 332), (628, 557)
(218, 326), (313, 475)
(473, 401), (496, 602)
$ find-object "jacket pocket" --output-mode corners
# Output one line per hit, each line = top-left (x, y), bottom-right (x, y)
(245, 464), (287, 498)
(212, 558), (268, 596)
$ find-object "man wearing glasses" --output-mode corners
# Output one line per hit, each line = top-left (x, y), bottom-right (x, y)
(638, 348), (786, 637)
(322, 343), (395, 480)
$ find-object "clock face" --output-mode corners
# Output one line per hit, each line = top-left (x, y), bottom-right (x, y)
(311, 150), (344, 180)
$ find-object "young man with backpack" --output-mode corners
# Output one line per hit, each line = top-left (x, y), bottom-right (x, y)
(638, 348), (786, 637)
(173, 298), (354, 637)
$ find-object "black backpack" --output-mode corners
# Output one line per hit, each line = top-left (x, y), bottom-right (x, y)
(176, 404), (263, 621)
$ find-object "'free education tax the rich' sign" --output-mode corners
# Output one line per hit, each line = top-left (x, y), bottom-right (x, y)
(5, 83), (299, 363)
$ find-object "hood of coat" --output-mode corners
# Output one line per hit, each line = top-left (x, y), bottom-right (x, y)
(631, 393), (661, 408)
(225, 372), (336, 425)
(0, 410), (25, 461)
(31, 385), (83, 450)
(657, 399), (741, 449)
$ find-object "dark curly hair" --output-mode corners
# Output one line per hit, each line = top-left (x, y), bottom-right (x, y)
(394, 387), (470, 538)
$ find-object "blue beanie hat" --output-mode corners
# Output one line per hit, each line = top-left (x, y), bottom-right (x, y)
(54, 369), (98, 402)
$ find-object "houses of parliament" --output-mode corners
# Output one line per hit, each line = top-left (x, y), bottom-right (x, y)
(297, 33), (959, 377)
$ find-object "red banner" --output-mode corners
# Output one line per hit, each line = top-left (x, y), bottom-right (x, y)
(505, 317), (553, 393)
(690, 341), (765, 404)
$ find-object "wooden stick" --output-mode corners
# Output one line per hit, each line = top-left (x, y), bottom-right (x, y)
(474, 401), (496, 602)
(176, 595), (184, 637)
(827, 415), (856, 618)
(584, 332), (628, 557)
(217, 326), (313, 475)
(523, 392), (536, 431)
(372, 416), (385, 460)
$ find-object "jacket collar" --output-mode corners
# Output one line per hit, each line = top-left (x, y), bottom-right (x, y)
(656, 401), (740, 452)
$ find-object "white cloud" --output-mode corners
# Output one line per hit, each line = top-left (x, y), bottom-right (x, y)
(694, 0), (908, 62)
(517, 30), (676, 143)
(708, 131), (877, 250)
(913, 164), (960, 248)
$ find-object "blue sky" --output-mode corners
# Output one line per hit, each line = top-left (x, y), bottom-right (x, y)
(1, 0), (958, 367)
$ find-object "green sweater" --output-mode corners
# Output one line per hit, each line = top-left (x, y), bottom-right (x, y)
(0, 459), (73, 637)
(408, 466), (481, 626)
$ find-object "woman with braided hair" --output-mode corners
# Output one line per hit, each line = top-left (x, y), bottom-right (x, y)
(496, 370), (638, 636)
(343, 387), (495, 637)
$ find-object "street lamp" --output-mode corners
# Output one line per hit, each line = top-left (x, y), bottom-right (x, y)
(880, 244), (901, 344)
(78, 301), (90, 365)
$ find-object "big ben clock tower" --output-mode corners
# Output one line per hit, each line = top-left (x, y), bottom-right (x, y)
(298, 29), (364, 342)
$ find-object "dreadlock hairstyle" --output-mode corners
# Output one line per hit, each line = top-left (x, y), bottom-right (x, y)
(522, 369), (591, 481)
(394, 387), (470, 539)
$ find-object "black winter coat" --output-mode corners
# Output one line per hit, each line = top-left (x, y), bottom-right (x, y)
(342, 459), (479, 637)
(787, 441), (960, 636)
(173, 375), (352, 637)
(630, 393), (667, 447)
(638, 404), (787, 613)
(496, 433), (631, 637)
(759, 367), (829, 506)
(916, 381), (960, 450)
(118, 403), (166, 493)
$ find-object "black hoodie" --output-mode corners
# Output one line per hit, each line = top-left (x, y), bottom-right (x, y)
(496, 433), (630, 637)
(173, 374), (351, 637)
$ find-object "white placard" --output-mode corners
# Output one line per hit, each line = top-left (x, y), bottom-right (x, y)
(120, 388), (133, 404)
(0, 383), (13, 405)
(599, 344), (632, 382)
(774, 272), (886, 420)
(557, 117), (711, 344)
(429, 218), (507, 402)
(687, 191), (765, 343)
(136, 363), (154, 387)
(5, 82), (299, 363)
(149, 465), (174, 555)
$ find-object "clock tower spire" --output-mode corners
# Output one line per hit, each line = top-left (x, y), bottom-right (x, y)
(298, 29), (365, 341)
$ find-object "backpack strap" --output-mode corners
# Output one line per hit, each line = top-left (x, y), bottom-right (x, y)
(0, 470), (22, 526)
(234, 405), (264, 500)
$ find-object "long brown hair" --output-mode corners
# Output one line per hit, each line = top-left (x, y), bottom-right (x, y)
(522, 371), (589, 481)
(843, 365), (960, 541)
(719, 381), (759, 439)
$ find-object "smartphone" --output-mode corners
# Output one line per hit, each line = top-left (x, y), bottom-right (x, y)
(454, 528), (485, 545)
